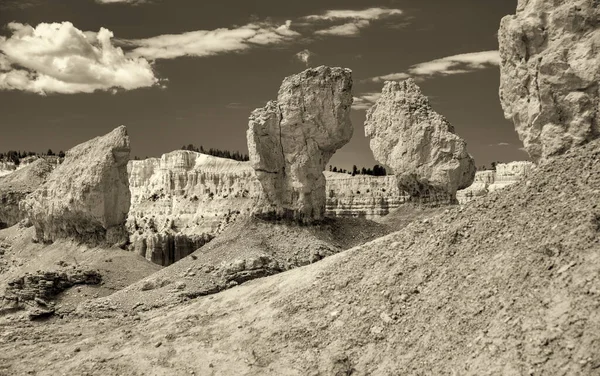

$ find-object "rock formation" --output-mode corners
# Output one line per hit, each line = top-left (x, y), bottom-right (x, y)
(365, 79), (476, 203)
(127, 150), (262, 266)
(127, 150), (403, 266)
(499, 0), (600, 162)
(21, 126), (131, 246)
(0, 268), (101, 319)
(247, 66), (354, 222)
(457, 161), (535, 204)
(0, 159), (54, 228)
(324, 172), (407, 219)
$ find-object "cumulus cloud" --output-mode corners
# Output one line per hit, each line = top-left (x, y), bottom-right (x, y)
(127, 21), (300, 60)
(0, 22), (158, 94)
(352, 92), (381, 111)
(295, 49), (314, 66)
(371, 51), (500, 82)
(304, 8), (403, 21)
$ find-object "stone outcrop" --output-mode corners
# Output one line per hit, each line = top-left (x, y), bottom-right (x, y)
(499, 0), (600, 162)
(324, 172), (407, 219)
(21, 126), (131, 246)
(247, 66), (354, 222)
(0, 268), (101, 319)
(457, 161), (535, 204)
(0, 159), (54, 228)
(127, 151), (403, 266)
(365, 79), (476, 203)
(127, 150), (262, 266)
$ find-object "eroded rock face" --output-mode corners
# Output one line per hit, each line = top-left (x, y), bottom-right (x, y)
(0, 159), (54, 228)
(247, 66), (354, 222)
(365, 79), (476, 203)
(127, 150), (261, 266)
(456, 161), (536, 204)
(22, 126), (131, 246)
(324, 172), (407, 219)
(499, 0), (600, 162)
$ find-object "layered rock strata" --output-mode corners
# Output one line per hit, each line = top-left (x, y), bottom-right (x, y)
(457, 161), (535, 204)
(324, 172), (407, 219)
(247, 66), (354, 222)
(127, 150), (262, 266)
(365, 79), (476, 203)
(128, 151), (405, 265)
(21, 126), (131, 246)
(0, 159), (54, 228)
(499, 0), (600, 162)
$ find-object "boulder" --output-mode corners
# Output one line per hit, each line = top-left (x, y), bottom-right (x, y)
(247, 66), (353, 222)
(21, 126), (131, 246)
(0, 159), (54, 228)
(499, 0), (600, 162)
(365, 79), (476, 203)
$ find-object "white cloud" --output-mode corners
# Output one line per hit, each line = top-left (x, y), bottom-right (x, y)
(371, 51), (500, 82)
(305, 7), (403, 37)
(127, 21), (300, 60)
(0, 22), (158, 94)
(295, 49), (314, 66)
(352, 92), (381, 111)
(304, 8), (402, 21)
(497, 142), (510, 146)
(314, 20), (370, 37)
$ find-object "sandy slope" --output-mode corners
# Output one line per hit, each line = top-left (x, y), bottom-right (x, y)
(0, 140), (598, 375)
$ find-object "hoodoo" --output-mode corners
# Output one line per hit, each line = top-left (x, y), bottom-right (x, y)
(21, 126), (131, 246)
(365, 79), (476, 203)
(499, 0), (600, 162)
(247, 66), (354, 222)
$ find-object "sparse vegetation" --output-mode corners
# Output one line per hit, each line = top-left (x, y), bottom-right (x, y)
(181, 144), (249, 162)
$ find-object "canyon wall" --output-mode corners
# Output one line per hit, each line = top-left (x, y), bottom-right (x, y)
(324, 171), (406, 219)
(127, 150), (262, 266)
(128, 151), (407, 265)
(457, 161), (535, 204)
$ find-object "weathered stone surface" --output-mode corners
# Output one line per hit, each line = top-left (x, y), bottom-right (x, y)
(365, 79), (476, 202)
(499, 0), (600, 162)
(127, 150), (261, 265)
(247, 66), (354, 222)
(21, 126), (131, 246)
(324, 172), (407, 219)
(0, 268), (101, 319)
(457, 161), (535, 204)
(0, 159), (54, 228)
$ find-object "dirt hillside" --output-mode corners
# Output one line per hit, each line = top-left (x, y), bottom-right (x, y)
(0, 140), (598, 375)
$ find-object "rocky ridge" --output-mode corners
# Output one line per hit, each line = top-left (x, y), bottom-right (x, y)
(21, 126), (131, 246)
(365, 79), (476, 203)
(499, 0), (600, 162)
(248, 66), (354, 222)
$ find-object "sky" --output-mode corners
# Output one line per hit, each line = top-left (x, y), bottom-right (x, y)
(0, 0), (528, 169)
